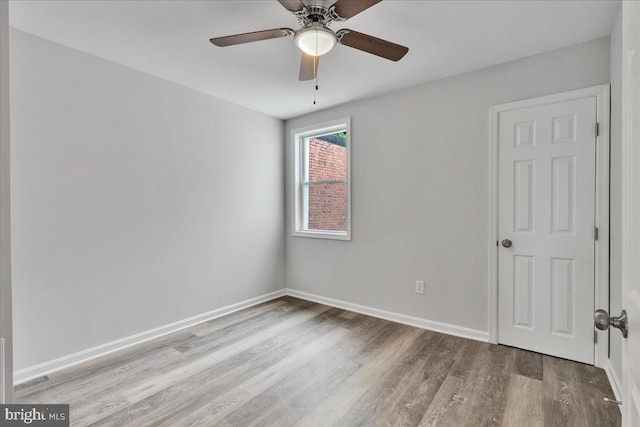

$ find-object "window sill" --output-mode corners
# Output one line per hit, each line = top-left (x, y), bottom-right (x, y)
(292, 230), (351, 241)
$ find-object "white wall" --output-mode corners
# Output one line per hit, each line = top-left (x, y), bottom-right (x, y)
(285, 37), (610, 335)
(10, 30), (285, 372)
(0, 0), (14, 402)
(609, 8), (623, 389)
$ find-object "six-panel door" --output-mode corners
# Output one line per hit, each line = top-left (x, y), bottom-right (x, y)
(498, 97), (596, 364)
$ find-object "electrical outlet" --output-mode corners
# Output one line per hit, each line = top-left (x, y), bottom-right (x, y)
(415, 280), (425, 295)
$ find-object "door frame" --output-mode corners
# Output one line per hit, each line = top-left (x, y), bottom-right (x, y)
(488, 84), (610, 367)
(0, 0), (12, 403)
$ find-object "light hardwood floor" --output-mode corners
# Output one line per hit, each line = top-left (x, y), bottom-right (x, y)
(15, 297), (621, 426)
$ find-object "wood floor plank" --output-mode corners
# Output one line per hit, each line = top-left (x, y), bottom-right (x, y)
(418, 340), (515, 427)
(175, 300), (306, 354)
(356, 332), (462, 427)
(338, 310), (358, 320)
(333, 329), (440, 426)
(14, 297), (620, 427)
(514, 347), (543, 381)
(20, 345), (183, 405)
(542, 355), (620, 427)
(480, 344), (517, 426)
(163, 326), (351, 426)
(90, 305), (350, 427)
(190, 299), (288, 337)
(121, 303), (331, 405)
(225, 317), (401, 427)
(58, 302), (325, 425)
(502, 374), (543, 427)
(293, 325), (425, 427)
(417, 373), (466, 427)
(17, 330), (195, 401)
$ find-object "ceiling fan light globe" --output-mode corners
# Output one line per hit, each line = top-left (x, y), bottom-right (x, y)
(295, 27), (336, 57)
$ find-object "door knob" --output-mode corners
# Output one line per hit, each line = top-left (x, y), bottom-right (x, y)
(501, 239), (512, 248)
(594, 309), (628, 338)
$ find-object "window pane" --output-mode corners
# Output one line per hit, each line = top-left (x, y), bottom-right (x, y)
(293, 119), (350, 240)
(306, 182), (347, 232)
(305, 133), (347, 182)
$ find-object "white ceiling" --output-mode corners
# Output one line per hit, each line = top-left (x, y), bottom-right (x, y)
(9, 0), (620, 120)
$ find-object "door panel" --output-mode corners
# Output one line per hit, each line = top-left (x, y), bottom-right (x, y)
(498, 97), (596, 364)
(513, 255), (534, 328)
(551, 156), (575, 234)
(514, 160), (534, 232)
(550, 257), (574, 336)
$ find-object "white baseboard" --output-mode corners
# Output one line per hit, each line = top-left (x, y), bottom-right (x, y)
(15, 284), (622, 407)
(605, 359), (623, 410)
(285, 288), (489, 342)
(13, 289), (286, 385)
(14, 287), (491, 385)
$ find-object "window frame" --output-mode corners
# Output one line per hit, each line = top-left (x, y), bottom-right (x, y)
(291, 117), (351, 241)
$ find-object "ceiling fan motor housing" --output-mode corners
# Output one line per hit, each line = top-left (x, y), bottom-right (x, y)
(294, 4), (344, 26)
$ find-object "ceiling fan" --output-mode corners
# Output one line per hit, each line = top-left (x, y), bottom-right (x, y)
(210, 0), (409, 81)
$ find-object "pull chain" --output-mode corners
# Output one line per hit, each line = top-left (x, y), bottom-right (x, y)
(313, 55), (318, 105)
(313, 30), (318, 105)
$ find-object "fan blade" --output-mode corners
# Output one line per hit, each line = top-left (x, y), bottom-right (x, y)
(278, 0), (306, 12)
(210, 28), (294, 47)
(331, 0), (382, 20)
(337, 29), (408, 61)
(299, 53), (319, 81)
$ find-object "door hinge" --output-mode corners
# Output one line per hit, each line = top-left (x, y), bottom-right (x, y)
(595, 122), (600, 137)
(594, 227), (599, 241)
(594, 330), (598, 343)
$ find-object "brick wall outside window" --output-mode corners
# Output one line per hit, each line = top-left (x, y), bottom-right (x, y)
(307, 137), (347, 231)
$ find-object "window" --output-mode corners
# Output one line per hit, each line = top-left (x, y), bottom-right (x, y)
(292, 118), (351, 240)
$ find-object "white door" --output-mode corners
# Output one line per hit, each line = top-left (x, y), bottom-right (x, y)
(621, 1), (640, 424)
(498, 97), (597, 364)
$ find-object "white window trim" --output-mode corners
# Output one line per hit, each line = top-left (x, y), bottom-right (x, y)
(291, 117), (351, 241)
